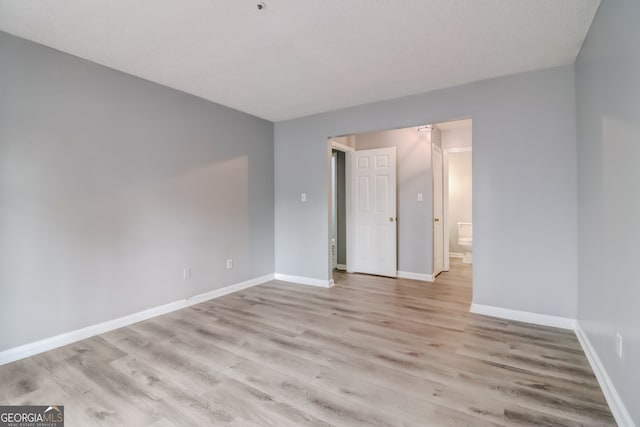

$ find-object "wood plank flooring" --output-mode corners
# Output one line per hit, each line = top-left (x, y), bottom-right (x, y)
(0, 258), (615, 426)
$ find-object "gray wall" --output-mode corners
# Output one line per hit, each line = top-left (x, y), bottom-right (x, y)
(575, 1), (640, 422)
(275, 65), (578, 318)
(354, 127), (432, 275)
(0, 32), (274, 351)
(448, 151), (473, 254)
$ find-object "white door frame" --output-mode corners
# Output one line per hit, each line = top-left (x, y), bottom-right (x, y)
(432, 143), (444, 277)
(331, 151), (338, 269)
(331, 140), (355, 153)
(328, 139), (355, 277)
(442, 146), (472, 271)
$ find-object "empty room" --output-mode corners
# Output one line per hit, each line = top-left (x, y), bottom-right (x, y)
(0, 1), (638, 426)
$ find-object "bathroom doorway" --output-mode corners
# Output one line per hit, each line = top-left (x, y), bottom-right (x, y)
(438, 119), (473, 271)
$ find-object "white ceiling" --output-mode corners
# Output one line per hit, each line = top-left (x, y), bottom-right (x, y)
(0, 0), (600, 121)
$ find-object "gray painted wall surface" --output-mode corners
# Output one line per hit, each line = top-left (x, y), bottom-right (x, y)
(575, 1), (640, 422)
(275, 65), (578, 318)
(0, 32), (274, 351)
(354, 127), (432, 275)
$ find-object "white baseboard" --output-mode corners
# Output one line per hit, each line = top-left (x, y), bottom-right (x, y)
(274, 273), (334, 288)
(396, 271), (434, 282)
(575, 323), (636, 427)
(469, 303), (576, 330)
(335, 264), (347, 271)
(449, 252), (464, 258)
(0, 274), (274, 366)
(469, 304), (633, 425)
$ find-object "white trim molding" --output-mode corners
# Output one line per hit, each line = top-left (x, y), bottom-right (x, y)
(445, 146), (473, 153)
(449, 252), (464, 258)
(397, 271), (434, 282)
(575, 324), (636, 427)
(469, 304), (634, 425)
(335, 264), (347, 271)
(470, 303), (576, 330)
(274, 273), (335, 288)
(443, 148), (450, 272)
(0, 274), (274, 366)
(330, 140), (355, 152)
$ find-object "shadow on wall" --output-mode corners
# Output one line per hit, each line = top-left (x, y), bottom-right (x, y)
(0, 155), (252, 350)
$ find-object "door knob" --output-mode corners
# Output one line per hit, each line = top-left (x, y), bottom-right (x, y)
(389, 217), (395, 222)
(434, 218), (440, 222)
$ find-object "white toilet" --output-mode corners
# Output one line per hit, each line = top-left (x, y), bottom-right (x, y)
(457, 222), (473, 264)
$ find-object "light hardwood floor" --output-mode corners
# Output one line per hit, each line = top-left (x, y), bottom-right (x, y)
(0, 259), (614, 426)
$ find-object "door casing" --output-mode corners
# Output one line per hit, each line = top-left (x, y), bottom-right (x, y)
(432, 143), (444, 277)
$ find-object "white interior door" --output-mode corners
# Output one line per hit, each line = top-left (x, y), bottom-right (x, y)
(432, 143), (444, 277)
(346, 147), (397, 277)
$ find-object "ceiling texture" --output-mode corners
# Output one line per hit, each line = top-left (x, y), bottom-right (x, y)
(0, 0), (600, 121)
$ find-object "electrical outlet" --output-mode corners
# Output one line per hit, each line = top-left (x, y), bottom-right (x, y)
(417, 193), (423, 202)
(616, 332), (623, 358)
(301, 193), (307, 202)
(183, 267), (191, 280)
(226, 259), (233, 269)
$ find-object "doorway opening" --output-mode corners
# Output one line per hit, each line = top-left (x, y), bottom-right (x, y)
(329, 124), (430, 283)
(328, 119), (472, 285)
(435, 119), (473, 276)
(329, 135), (355, 277)
(329, 136), (355, 273)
